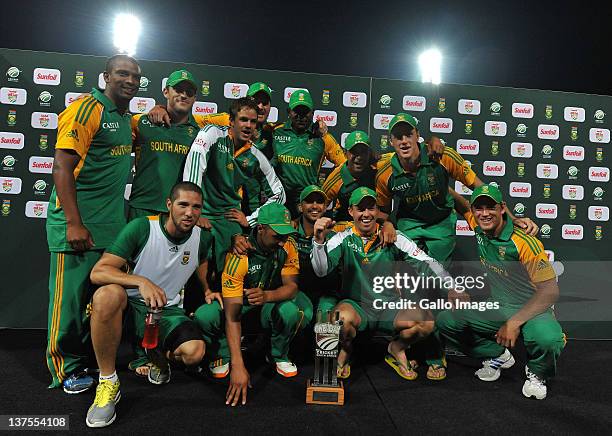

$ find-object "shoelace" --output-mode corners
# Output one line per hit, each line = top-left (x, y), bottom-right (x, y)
(94, 380), (118, 407)
(526, 369), (546, 387)
(482, 356), (505, 370)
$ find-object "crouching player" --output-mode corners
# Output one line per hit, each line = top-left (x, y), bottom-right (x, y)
(311, 187), (460, 380)
(85, 182), (215, 427)
(438, 184), (564, 399)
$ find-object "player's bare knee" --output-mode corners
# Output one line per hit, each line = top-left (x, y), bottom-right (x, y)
(92, 284), (126, 316)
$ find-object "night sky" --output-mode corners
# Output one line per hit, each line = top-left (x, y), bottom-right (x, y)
(2, 0), (611, 96)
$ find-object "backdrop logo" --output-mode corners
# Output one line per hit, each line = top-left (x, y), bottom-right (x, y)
(588, 166), (610, 182)
(283, 87), (308, 103)
(594, 109), (605, 123)
(511, 103), (534, 118)
(38, 91), (52, 106)
(588, 206), (609, 221)
(25, 201), (49, 218)
(0, 87), (27, 105)
(515, 123), (528, 136)
(139, 76), (149, 91)
(373, 114), (392, 130)
(6, 66), (20, 81)
(457, 99), (481, 115)
(64, 92), (81, 107)
(482, 160), (505, 176)
(567, 165), (579, 179)
(490, 101), (502, 115)
(563, 145), (584, 161)
(537, 124), (559, 140)
(31, 112), (58, 129)
(540, 224), (552, 238)
(509, 182), (531, 198)
(455, 219), (475, 236)
(379, 94), (392, 109)
(33, 179), (47, 193)
(342, 92), (367, 108)
(0, 132), (25, 150)
(313, 110), (337, 127)
(223, 82), (248, 99)
(510, 142), (532, 158)
(75, 70), (84, 87)
(456, 139), (479, 155)
(563, 106), (585, 122)
(513, 202), (526, 215)
(0, 176), (22, 194)
(2, 155), (16, 170)
(129, 97), (156, 114)
(593, 186), (605, 200)
(267, 107), (278, 123)
(589, 128), (610, 143)
(484, 121), (507, 136)
(33, 68), (61, 85)
(454, 180), (472, 195)
(535, 203), (558, 219)
(192, 101), (218, 115)
(562, 224), (583, 240)
(29, 156), (54, 174)
(562, 184), (584, 200)
(536, 163), (558, 179)
(429, 117), (452, 133)
(402, 95), (426, 112)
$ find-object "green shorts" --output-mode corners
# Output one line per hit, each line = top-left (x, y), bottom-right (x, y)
(336, 298), (396, 335)
(127, 298), (202, 352)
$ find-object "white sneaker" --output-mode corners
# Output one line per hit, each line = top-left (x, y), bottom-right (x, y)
(522, 366), (547, 400)
(209, 359), (229, 379)
(275, 361), (298, 378)
(475, 348), (515, 381)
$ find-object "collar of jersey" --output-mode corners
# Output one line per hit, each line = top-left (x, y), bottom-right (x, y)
(158, 213), (193, 245)
(227, 130), (252, 157)
(294, 217), (313, 239)
(91, 88), (119, 113)
(475, 217), (513, 242)
(352, 224), (380, 253)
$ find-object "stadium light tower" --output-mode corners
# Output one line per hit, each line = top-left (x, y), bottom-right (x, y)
(113, 13), (141, 56)
(418, 49), (442, 84)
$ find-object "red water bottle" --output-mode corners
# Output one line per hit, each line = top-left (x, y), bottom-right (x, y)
(141, 307), (162, 349)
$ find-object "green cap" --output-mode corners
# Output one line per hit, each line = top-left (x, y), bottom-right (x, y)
(470, 184), (503, 205)
(349, 187), (377, 206)
(389, 112), (419, 132)
(299, 185), (327, 203)
(166, 69), (197, 89)
(257, 203), (295, 235)
(288, 89), (313, 110)
(247, 82), (272, 98)
(344, 130), (370, 151)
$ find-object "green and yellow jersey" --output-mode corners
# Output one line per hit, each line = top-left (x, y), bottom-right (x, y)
(463, 212), (556, 309)
(46, 88), (133, 252)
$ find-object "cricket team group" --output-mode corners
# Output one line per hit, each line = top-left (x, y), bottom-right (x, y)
(43, 55), (565, 428)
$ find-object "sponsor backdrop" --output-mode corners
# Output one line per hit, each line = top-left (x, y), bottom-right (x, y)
(1, 48), (611, 336)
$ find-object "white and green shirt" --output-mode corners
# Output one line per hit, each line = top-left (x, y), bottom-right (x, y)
(106, 215), (212, 306)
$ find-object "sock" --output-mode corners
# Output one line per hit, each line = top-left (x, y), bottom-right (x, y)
(99, 371), (118, 384)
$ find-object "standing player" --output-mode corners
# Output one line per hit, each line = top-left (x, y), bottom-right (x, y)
(128, 69), (200, 219)
(311, 188), (458, 380)
(183, 97), (285, 275)
(85, 182), (215, 427)
(272, 89), (346, 217)
(437, 185), (564, 400)
(46, 55), (141, 392)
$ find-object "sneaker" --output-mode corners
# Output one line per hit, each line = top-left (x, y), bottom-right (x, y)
(475, 348), (515, 381)
(209, 359), (230, 379)
(85, 379), (121, 428)
(146, 348), (171, 385)
(275, 361), (298, 378)
(522, 366), (547, 400)
(63, 371), (95, 394)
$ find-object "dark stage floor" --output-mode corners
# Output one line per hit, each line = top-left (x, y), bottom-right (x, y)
(1, 329), (610, 435)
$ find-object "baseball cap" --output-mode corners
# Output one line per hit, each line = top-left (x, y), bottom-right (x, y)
(257, 203), (296, 235)
(288, 89), (313, 110)
(247, 82), (272, 98)
(470, 184), (503, 205)
(166, 69), (197, 89)
(349, 187), (377, 206)
(344, 130), (370, 151)
(299, 185), (327, 203)
(388, 112), (419, 132)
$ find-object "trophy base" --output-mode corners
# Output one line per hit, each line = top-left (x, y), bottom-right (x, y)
(306, 379), (345, 405)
